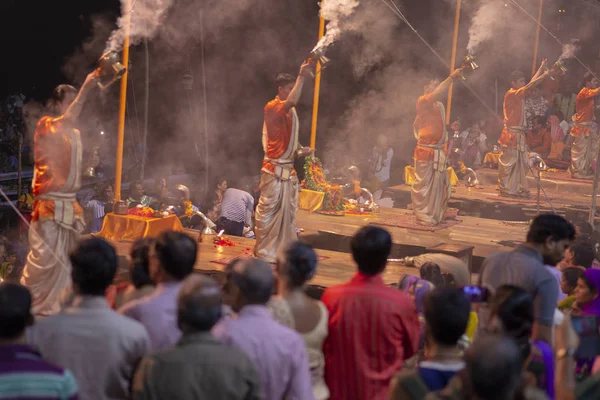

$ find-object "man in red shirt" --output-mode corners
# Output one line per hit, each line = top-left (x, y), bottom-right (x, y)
(254, 62), (313, 262)
(322, 226), (420, 400)
(498, 62), (548, 197)
(569, 72), (600, 179)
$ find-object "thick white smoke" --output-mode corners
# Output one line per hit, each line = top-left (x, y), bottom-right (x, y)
(314, 0), (360, 51)
(467, 0), (507, 55)
(107, 0), (175, 52)
(558, 41), (580, 62)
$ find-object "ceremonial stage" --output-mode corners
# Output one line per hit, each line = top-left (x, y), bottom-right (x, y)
(391, 167), (600, 223)
(103, 207), (532, 290)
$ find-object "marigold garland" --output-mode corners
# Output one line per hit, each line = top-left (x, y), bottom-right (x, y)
(302, 156), (345, 211)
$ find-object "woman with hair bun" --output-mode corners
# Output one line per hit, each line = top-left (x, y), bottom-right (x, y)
(269, 241), (329, 400)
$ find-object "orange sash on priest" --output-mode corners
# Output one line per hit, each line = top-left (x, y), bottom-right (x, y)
(571, 87), (600, 137)
(261, 96), (299, 180)
(498, 87), (527, 149)
(31, 116), (84, 227)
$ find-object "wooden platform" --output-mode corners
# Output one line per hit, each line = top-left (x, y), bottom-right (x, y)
(106, 233), (420, 289)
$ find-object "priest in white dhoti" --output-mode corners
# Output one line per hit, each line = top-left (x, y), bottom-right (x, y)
(20, 70), (99, 316)
(254, 62), (313, 262)
(498, 63), (548, 197)
(569, 73), (600, 179)
(411, 68), (463, 225)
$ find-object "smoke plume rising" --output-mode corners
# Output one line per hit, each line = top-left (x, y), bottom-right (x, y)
(467, 0), (507, 55)
(107, 0), (175, 52)
(315, 0), (360, 50)
(558, 41), (580, 61)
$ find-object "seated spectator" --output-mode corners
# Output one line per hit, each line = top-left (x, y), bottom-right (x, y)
(132, 275), (261, 399)
(84, 182), (114, 234)
(460, 121), (488, 168)
(431, 335), (547, 400)
(572, 269), (600, 381)
(547, 114), (567, 160)
(215, 177), (228, 205)
(558, 241), (596, 271)
(558, 267), (583, 311)
(127, 181), (152, 207)
(217, 188), (254, 237)
(114, 238), (156, 309)
(0, 282), (78, 399)
(388, 287), (470, 397)
(479, 214), (575, 344)
(526, 116), (552, 159)
(214, 258), (315, 400)
(487, 285), (554, 398)
(27, 238), (150, 400)
(269, 241), (329, 400)
(322, 226), (419, 400)
(119, 231), (197, 351)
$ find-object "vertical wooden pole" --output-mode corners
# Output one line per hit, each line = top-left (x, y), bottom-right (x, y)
(446, 0), (462, 124)
(310, 3), (326, 149)
(532, 0), (544, 76)
(115, 1), (131, 201)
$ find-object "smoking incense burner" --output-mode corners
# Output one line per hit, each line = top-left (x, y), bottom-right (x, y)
(307, 48), (331, 77)
(460, 55), (479, 80)
(96, 51), (127, 89)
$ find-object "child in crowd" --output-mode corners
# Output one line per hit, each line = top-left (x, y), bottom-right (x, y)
(558, 267), (583, 311)
(558, 241), (596, 270)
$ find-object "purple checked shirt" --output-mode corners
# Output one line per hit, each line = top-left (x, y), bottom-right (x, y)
(213, 305), (315, 400)
(119, 281), (182, 352)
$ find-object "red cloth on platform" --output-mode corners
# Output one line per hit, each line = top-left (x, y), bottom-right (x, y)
(322, 272), (420, 400)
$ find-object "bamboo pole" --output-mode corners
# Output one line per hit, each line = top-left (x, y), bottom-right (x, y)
(446, 0), (461, 124)
(310, 4), (326, 149)
(531, 0), (543, 76)
(114, 2), (131, 201)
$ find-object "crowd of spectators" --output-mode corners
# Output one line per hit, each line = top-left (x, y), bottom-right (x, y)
(3, 215), (600, 399)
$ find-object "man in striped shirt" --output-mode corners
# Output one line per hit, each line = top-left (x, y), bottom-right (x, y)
(0, 282), (78, 399)
(322, 226), (420, 400)
(217, 188), (254, 237)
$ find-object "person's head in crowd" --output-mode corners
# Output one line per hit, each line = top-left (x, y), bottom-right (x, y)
(215, 178), (228, 195)
(487, 285), (534, 363)
(554, 110), (565, 122)
(561, 267), (583, 296)
(532, 115), (547, 132)
(276, 241), (318, 292)
(177, 274), (223, 335)
(563, 241), (595, 269)
(575, 269), (600, 316)
(70, 238), (117, 296)
(423, 287), (471, 357)
(449, 118), (461, 132)
(129, 181), (144, 201)
(149, 232), (197, 284)
(572, 220), (594, 238)
(155, 178), (168, 198)
(420, 262), (444, 286)
(398, 274), (434, 315)
(351, 226), (392, 276)
(526, 214), (575, 265)
(465, 335), (524, 400)
(129, 238), (155, 289)
(0, 283), (33, 344)
(223, 258), (273, 313)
